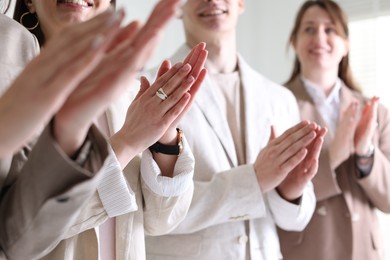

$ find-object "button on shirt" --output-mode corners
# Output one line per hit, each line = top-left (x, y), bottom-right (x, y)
(301, 77), (341, 133)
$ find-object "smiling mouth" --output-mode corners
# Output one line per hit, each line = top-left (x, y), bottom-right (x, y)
(199, 9), (228, 17)
(57, 0), (93, 7)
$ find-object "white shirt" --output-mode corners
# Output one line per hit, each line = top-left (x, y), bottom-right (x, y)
(301, 77), (341, 133)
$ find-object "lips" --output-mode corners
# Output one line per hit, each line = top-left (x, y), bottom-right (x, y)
(198, 6), (227, 17)
(57, 0), (93, 7)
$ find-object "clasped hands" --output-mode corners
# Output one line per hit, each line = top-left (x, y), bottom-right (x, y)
(254, 121), (327, 202)
(329, 96), (379, 170)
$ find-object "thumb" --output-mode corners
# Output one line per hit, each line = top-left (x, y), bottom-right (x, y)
(269, 125), (277, 141)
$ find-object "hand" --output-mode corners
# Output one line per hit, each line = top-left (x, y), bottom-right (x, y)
(54, 0), (181, 156)
(277, 125), (327, 201)
(329, 100), (359, 170)
(354, 96), (379, 156)
(151, 42), (208, 144)
(111, 59), (206, 168)
(254, 121), (318, 194)
(0, 9), (122, 157)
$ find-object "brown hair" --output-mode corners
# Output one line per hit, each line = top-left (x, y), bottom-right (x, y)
(286, 0), (360, 92)
(13, 0), (116, 47)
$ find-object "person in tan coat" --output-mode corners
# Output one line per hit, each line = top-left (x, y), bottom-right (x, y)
(12, 0), (207, 259)
(0, 6), (133, 260)
(278, 1), (390, 260)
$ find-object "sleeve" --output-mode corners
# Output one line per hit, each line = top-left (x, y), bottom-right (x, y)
(268, 182), (316, 231)
(163, 164), (267, 234)
(59, 146), (139, 240)
(141, 136), (196, 235)
(267, 88), (316, 231)
(0, 124), (109, 260)
(356, 103), (390, 212)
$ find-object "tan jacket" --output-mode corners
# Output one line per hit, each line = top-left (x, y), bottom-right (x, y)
(0, 15), (110, 260)
(41, 85), (195, 260)
(278, 77), (390, 260)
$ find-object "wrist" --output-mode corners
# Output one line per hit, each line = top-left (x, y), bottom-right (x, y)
(355, 143), (375, 158)
(110, 131), (140, 168)
(53, 117), (89, 157)
(149, 128), (184, 156)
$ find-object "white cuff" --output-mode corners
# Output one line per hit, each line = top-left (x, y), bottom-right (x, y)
(141, 137), (194, 197)
(97, 148), (138, 217)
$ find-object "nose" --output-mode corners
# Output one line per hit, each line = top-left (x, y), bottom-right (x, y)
(314, 28), (327, 44)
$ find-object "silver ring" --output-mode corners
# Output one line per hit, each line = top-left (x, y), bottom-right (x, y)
(156, 88), (168, 101)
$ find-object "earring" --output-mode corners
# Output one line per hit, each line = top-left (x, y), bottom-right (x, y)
(20, 12), (39, 31)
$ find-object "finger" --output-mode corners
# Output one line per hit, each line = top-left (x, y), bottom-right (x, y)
(157, 60), (173, 79)
(278, 129), (317, 164)
(162, 92), (191, 125)
(273, 122), (316, 154)
(134, 76), (150, 100)
(271, 121), (310, 146)
(280, 148), (307, 174)
(106, 20), (142, 53)
(183, 42), (206, 69)
(304, 135), (324, 176)
(131, 0), (180, 49)
(189, 49), (208, 79)
(37, 11), (125, 95)
(170, 68), (207, 123)
(151, 63), (191, 99)
(188, 68), (207, 98)
(269, 125), (277, 141)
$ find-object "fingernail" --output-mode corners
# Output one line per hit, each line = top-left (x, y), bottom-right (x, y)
(186, 76), (194, 83)
(174, 62), (183, 69)
(181, 64), (191, 72)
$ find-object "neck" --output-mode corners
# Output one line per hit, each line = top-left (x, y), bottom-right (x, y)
(186, 31), (238, 74)
(301, 66), (339, 96)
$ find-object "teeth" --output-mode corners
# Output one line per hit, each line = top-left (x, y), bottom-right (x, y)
(202, 9), (225, 16)
(61, 0), (90, 7)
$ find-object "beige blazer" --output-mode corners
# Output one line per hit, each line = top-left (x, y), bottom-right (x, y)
(41, 85), (195, 260)
(0, 15), (110, 260)
(278, 77), (390, 260)
(145, 45), (316, 260)
(0, 14), (39, 189)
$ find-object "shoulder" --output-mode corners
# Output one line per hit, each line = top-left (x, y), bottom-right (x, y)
(238, 57), (297, 105)
(0, 15), (39, 65)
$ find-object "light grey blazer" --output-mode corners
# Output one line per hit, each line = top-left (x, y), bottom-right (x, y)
(0, 15), (110, 260)
(145, 45), (316, 260)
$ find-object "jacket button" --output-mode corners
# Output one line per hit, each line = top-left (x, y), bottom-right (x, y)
(316, 206), (327, 216)
(351, 213), (360, 222)
(238, 235), (248, 244)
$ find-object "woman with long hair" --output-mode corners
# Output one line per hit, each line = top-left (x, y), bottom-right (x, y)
(278, 1), (390, 259)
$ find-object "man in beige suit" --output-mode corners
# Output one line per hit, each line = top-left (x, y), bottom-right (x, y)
(145, 0), (326, 259)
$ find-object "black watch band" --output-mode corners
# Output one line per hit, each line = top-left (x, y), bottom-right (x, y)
(149, 128), (183, 156)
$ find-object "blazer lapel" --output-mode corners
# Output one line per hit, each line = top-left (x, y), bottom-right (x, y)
(170, 44), (238, 166)
(195, 75), (239, 166)
(238, 56), (267, 164)
(287, 77), (333, 150)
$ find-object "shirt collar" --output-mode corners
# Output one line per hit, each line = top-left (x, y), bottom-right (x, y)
(301, 77), (341, 106)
